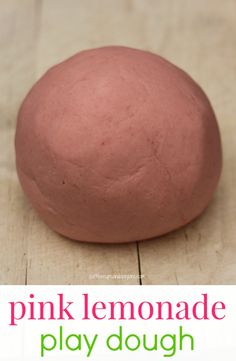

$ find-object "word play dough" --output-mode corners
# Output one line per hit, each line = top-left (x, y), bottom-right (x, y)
(15, 46), (222, 243)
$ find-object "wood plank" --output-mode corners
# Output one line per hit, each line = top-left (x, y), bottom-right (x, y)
(0, 0), (40, 284)
(139, 0), (236, 284)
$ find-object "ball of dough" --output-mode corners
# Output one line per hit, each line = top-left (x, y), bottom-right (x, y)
(15, 46), (222, 243)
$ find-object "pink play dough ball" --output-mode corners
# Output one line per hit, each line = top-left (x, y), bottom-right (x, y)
(15, 46), (222, 243)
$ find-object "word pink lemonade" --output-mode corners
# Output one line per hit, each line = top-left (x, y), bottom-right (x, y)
(9, 292), (225, 326)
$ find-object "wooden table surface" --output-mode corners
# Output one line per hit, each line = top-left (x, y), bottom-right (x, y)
(1, 0), (236, 285)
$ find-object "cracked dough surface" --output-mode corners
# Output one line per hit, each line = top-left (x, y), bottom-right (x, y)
(15, 46), (222, 243)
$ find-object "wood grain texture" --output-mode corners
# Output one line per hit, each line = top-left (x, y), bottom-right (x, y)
(0, 0), (235, 284)
(0, 0), (40, 284)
